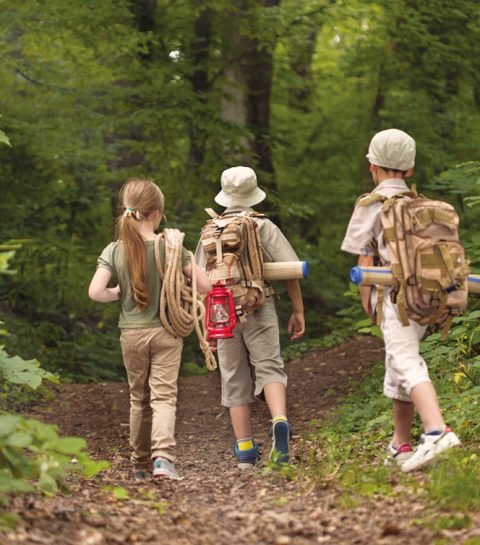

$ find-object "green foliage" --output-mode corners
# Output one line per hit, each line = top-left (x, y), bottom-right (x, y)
(0, 350), (108, 496)
(0, 346), (58, 390)
(336, 283), (383, 338)
(0, 242), (108, 498)
(420, 310), (480, 441)
(0, 130), (11, 148)
(426, 450), (480, 511)
(102, 485), (130, 501)
(0, 0), (479, 381)
(0, 413), (108, 495)
(302, 304), (480, 511)
(416, 513), (472, 532)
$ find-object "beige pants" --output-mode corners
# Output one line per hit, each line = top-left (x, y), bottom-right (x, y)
(120, 327), (183, 465)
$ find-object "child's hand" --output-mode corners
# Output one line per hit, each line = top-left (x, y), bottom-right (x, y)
(288, 312), (305, 341)
(112, 285), (121, 300)
(208, 338), (218, 352)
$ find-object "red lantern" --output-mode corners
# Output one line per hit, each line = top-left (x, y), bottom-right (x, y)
(205, 284), (237, 340)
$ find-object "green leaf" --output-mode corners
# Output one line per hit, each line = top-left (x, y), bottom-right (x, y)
(0, 472), (35, 493)
(77, 454), (109, 478)
(38, 471), (59, 496)
(0, 129), (11, 147)
(102, 485), (129, 500)
(5, 432), (32, 449)
(0, 415), (20, 437)
(0, 511), (18, 531)
(54, 436), (87, 454)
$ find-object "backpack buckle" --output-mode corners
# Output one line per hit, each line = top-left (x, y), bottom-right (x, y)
(445, 283), (458, 293)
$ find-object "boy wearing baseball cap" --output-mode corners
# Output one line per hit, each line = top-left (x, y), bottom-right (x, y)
(196, 166), (305, 469)
(341, 129), (460, 472)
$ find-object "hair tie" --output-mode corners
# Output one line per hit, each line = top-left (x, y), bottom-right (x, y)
(123, 207), (135, 218)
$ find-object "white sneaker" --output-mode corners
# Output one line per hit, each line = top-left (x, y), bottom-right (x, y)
(384, 443), (413, 466)
(152, 457), (180, 480)
(401, 428), (461, 473)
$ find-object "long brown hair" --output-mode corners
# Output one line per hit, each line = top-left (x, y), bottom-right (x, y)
(116, 178), (165, 311)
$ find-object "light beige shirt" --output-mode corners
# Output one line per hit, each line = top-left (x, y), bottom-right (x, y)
(195, 205), (299, 267)
(341, 179), (410, 265)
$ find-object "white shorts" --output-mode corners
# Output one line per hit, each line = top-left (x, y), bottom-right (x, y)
(380, 297), (431, 402)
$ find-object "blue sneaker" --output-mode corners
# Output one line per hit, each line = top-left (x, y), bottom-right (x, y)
(269, 419), (291, 464)
(233, 442), (260, 470)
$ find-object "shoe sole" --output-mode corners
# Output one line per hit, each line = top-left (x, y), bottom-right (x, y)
(270, 421), (290, 464)
(237, 462), (256, 470)
(401, 434), (461, 472)
(153, 470), (180, 480)
(384, 452), (413, 467)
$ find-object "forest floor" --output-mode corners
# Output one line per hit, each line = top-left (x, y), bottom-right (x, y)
(2, 335), (479, 545)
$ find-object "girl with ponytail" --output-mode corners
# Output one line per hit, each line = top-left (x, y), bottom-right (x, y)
(88, 179), (211, 480)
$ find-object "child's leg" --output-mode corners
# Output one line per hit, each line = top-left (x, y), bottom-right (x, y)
(149, 328), (183, 463)
(392, 399), (414, 445)
(243, 298), (290, 463)
(120, 330), (152, 468)
(264, 382), (287, 418)
(230, 404), (252, 440)
(409, 381), (444, 432)
(217, 325), (255, 437)
(244, 298), (288, 410)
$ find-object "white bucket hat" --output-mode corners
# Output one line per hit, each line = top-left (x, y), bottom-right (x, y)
(214, 166), (266, 207)
(366, 128), (416, 171)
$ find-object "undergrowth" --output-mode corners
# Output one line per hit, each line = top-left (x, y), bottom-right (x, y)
(300, 304), (480, 516)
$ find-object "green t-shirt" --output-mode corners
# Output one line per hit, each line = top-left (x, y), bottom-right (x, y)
(97, 239), (191, 329)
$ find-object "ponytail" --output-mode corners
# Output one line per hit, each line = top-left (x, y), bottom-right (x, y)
(115, 179), (165, 311)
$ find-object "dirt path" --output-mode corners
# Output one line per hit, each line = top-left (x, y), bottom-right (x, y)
(2, 336), (477, 545)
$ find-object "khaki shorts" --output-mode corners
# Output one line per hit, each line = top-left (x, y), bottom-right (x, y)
(380, 297), (431, 402)
(217, 296), (287, 407)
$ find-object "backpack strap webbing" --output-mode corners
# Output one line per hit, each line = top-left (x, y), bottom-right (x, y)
(205, 207), (219, 219)
(395, 284), (411, 327)
(376, 286), (385, 326)
(355, 193), (386, 207)
(440, 315), (454, 341)
(220, 210), (266, 219)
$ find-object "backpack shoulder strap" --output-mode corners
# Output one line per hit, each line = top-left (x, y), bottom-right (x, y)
(205, 207), (219, 219)
(355, 192), (386, 207)
(220, 210), (266, 219)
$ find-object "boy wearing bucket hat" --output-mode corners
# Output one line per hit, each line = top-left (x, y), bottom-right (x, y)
(341, 129), (460, 472)
(197, 166), (305, 469)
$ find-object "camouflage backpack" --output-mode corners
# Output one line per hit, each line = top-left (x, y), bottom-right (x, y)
(200, 209), (269, 319)
(357, 186), (469, 337)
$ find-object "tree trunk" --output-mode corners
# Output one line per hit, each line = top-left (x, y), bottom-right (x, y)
(221, 0), (280, 221)
(188, 5), (212, 173)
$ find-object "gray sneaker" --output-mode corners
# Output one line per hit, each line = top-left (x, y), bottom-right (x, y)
(133, 467), (150, 480)
(152, 457), (180, 480)
(401, 427), (461, 473)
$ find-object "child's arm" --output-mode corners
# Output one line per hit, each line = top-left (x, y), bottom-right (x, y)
(282, 279), (305, 340)
(88, 268), (121, 303)
(183, 262), (212, 295)
(357, 254), (375, 321)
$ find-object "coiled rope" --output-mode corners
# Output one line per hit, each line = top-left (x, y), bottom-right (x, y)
(154, 229), (217, 371)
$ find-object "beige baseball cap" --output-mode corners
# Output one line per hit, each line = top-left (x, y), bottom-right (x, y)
(214, 166), (266, 207)
(366, 128), (416, 171)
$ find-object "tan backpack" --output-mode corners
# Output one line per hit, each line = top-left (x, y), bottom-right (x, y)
(200, 209), (269, 319)
(357, 186), (469, 337)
